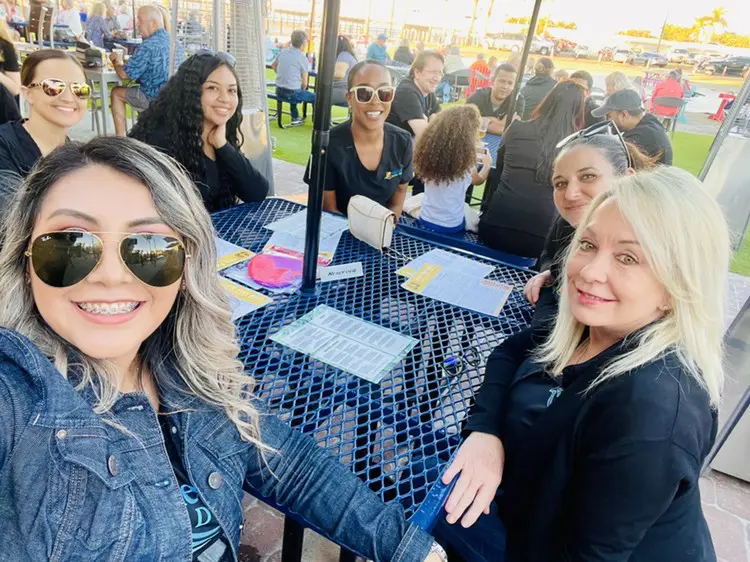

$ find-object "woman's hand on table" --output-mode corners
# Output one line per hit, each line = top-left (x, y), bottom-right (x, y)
(441, 432), (505, 528)
(523, 269), (552, 305)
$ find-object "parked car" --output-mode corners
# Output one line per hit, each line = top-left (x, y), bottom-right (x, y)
(573, 44), (593, 59)
(700, 56), (750, 76)
(487, 33), (554, 55)
(627, 51), (669, 67)
(531, 36), (555, 56)
(613, 48), (632, 63)
(667, 48), (690, 63)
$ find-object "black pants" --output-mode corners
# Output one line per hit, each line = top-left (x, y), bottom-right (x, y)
(410, 176), (424, 196)
(477, 221), (545, 266)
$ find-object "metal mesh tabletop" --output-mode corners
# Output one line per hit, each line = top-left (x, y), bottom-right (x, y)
(212, 198), (534, 526)
(484, 132), (502, 168)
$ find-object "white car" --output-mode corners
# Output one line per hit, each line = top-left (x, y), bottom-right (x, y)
(573, 44), (593, 59)
(613, 48), (631, 63)
(668, 48), (690, 63)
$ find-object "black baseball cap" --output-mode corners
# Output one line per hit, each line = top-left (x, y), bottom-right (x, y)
(591, 89), (644, 117)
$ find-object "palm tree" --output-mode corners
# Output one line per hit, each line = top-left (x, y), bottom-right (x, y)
(468, 0), (480, 42)
(710, 7), (728, 29)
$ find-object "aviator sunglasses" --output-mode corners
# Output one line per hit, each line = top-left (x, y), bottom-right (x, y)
(348, 85), (395, 104)
(27, 78), (92, 100)
(25, 232), (188, 288)
(556, 120), (633, 168)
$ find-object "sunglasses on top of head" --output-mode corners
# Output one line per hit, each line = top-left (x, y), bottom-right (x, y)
(556, 120), (633, 169)
(25, 231), (189, 289)
(27, 78), (92, 100)
(348, 85), (395, 104)
(195, 49), (237, 67)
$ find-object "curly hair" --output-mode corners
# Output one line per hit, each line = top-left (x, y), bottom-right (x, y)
(130, 54), (243, 196)
(413, 105), (481, 184)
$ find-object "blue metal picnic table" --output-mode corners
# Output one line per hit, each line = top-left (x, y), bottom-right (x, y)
(212, 198), (533, 559)
(484, 132), (502, 168)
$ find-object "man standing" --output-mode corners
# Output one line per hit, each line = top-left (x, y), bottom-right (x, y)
(467, 63), (524, 135)
(109, 5), (180, 136)
(366, 34), (390, 63)
(272, 30), (314, 126)
(592, 89), (673, 165)
(387, 51), (443, 194)
(569, 70), (602, 127)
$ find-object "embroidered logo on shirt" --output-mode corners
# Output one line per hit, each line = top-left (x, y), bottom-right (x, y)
(385, 168), (403, 180)
(547, 387), (563, 407)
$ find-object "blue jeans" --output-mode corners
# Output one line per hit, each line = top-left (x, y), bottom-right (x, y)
(433, 501), (506, 562)
(276, 86), (316, 120)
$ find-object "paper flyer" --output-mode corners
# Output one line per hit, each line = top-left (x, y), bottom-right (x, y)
(270, 305), (417, 383)
(219, 278), (272, 320)
(215, 238), (254, 271)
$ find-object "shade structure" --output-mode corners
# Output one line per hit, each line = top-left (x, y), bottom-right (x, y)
(503, 0), (544, 124)
(300, 0), (341, 292)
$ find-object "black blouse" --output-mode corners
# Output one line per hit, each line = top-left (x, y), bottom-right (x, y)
(466, 328), (717, 562)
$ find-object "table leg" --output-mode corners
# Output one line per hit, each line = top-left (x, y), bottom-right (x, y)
(100, 77), (109, 136)
(281, 517), (304, 562)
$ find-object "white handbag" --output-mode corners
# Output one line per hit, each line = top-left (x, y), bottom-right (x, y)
(347, 195), (395, 251)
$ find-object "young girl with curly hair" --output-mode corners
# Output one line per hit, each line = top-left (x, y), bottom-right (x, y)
(410, 105), (491, 232)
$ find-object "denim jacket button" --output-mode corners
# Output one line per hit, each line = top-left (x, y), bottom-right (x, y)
(56, 430), (68, 440)
(107, 455), (119, 477)
(208, 471), (223, 489)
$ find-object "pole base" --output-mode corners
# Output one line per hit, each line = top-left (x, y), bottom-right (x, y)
(297, 283), (322, 298)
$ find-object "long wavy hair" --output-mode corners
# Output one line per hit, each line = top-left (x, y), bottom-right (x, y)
(0, 137), (264, 446)
(536, 167), (730, 407)
(529, 81), (586, 184)
(414, 104), (480, 183)
(130, 54), (243, 187)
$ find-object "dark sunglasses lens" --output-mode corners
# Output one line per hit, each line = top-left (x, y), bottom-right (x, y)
(355, 87), (374, 103)
(121, 235), (186, 287)
(71, 83), (91, 99)
(31, 232), (102, 287)
(41, 79), (65, 97)
(378, 88), (395, 103)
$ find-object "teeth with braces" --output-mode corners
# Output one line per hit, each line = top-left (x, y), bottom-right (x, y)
(78, 302), (139, 315)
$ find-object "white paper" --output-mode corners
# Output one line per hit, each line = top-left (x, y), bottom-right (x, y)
(263, 230), (343, 266)
(265, 210), (349, 239)
(270, 305), (417, 383)
(397, 249), (495, 279)
(215, 237), (247, 258)
(318, 262), (364, 282)
(219, 278), (272, 320)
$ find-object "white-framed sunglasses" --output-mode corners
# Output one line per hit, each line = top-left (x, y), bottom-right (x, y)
(348, 85), (395, 104)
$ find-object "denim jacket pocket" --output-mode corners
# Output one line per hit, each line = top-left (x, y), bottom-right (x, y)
(47, 427), (138, 561)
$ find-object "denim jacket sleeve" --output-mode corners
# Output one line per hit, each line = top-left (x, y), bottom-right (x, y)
(243, 406), (433, 562)
(0, 373), (13, 471)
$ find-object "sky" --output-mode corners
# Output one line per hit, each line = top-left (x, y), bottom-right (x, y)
(274, 0), (750, 36)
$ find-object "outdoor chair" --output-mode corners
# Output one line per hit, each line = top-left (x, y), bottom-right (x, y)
(653, 96), (686, 137)
(444, 69), (472, 102)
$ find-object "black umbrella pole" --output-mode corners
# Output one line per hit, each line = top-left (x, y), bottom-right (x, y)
(504, 0), (544, 121)
(300, 0), (341, 294)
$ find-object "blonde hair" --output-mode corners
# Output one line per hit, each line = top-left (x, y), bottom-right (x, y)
(91, 2), (105, 17)
(605, 71), (635, 93)
(0, 137), (266, 448)
(0, 18), (13, 45)
(536, 167), (729, 406)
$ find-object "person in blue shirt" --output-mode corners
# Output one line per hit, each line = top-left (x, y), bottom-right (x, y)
(109, 4), (183, 135)
(367, 33), (390, 63)
(84, 2), (111, 48)
(272, 29), (314, 125)
(0, 135), (449, 562)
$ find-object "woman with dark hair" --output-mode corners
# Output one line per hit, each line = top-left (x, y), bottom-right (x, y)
(0, 49), (89, 179)
(332, 35), (357, 105)
(130, 53), (269, 212)
(478, 81), (586, 259)
(525, 123), (656, 329)
(305, 60), (413, 219)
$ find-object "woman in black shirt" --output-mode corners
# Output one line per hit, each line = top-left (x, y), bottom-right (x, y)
(478, 81), (586, 259)
(436, 166), (728, 562)
(524, 124), (655, 330)
(0, 20), (20, 104)
(130, 53), (269, 212)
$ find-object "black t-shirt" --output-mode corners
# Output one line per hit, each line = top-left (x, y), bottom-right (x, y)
(466, 87), (526, 121)
(304, 121), (414, 214)
(385, 77), (441, 136)
(0, 39), (19, 74)
(624, 113), (673, 165)
(160, 416), (232, 562)
(0, 120), (42, 178)
(584, 97), (603, 128)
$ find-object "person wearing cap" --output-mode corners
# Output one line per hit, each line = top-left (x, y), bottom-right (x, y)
(367, 34), (390, 64)
(650, 70), (684, 119)
(592, 89), (673, 165)
(518, 57), (556, 120)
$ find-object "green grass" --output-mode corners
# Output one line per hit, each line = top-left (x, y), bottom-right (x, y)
(263, 80), (749, 276)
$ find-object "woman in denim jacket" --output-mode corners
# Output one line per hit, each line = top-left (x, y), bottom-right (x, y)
(0, 136), (447, 562)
